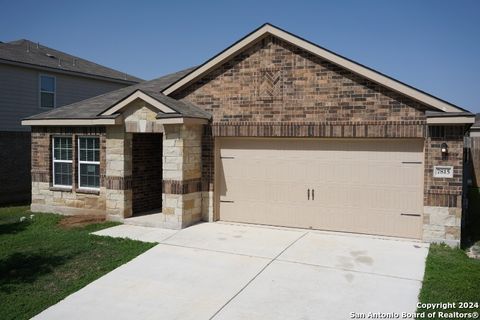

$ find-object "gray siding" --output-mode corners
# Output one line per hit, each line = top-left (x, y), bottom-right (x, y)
(0, 63), (129, 131)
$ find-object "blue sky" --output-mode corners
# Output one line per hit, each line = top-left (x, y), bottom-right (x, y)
(1, 0), (479, 112)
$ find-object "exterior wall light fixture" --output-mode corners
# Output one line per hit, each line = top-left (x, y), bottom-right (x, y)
(441, 143), (448, 159)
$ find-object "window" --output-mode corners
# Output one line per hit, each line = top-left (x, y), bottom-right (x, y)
(78, 137), (100, 189)
(52, 137), (72, 187)
(40, 75), (55, 108)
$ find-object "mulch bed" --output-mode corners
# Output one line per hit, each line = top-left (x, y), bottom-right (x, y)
(58, 215), (106, 229)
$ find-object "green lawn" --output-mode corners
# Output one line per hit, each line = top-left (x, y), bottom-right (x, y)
(0, 206), (155, 320)
(417, 244), (480, 319)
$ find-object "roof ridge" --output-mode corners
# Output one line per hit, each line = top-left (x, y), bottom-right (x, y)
(0, 39), (143, 83)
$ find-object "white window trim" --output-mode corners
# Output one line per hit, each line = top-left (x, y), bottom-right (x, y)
(39, 74), (56, 109)
(52, 136), (72, 188)
(77, 136), (100, 191)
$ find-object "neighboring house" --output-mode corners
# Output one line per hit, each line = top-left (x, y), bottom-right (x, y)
(22, 24), (474, 246)
(467, 114), (480, 188)
(0, 39), (142, 204)
(469, 114), (480, 137)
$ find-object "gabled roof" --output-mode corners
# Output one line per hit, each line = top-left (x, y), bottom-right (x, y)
(162, 23), (469, 114)
(0, 39), (142, 84)
(22, 67), (210, 125)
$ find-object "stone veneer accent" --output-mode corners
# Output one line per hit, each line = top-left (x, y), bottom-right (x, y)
(105, 125), (132, 220)
(124, 100), (164, 133)
(161, 124), (203, 228)
(423, 206), (462, 246)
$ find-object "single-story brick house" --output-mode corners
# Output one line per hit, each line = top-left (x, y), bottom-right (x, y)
(22, 24), (474, 246)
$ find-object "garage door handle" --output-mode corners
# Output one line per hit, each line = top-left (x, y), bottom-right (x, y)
(312, 189), (314, 201)
(307, 189), (310, 200)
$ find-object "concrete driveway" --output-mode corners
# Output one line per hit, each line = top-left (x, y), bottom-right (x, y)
(33, 222), (429, 320)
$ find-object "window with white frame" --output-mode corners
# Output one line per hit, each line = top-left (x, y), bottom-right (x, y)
(78, 137), (100, 189)
(52, 137), (72, 187)
(40, 75), (55, 108)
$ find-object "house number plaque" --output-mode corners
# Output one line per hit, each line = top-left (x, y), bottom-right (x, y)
(433, 166), (454, 178)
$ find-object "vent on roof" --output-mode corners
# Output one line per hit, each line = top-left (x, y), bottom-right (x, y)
(46, 53), (56, 59)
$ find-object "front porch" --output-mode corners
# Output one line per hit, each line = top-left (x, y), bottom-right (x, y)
(104, 99), (207, 229)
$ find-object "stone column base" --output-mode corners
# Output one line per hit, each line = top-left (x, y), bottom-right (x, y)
(105, 189), (132, 219)
(423, 206), (461, 247)
(162, 192), (202, 229)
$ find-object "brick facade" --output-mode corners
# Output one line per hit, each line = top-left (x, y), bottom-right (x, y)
(175, 35), (431, 197)
(30, 126), (106, 215)
(27, 34), (467, 245)
(175, 35), (466, 245)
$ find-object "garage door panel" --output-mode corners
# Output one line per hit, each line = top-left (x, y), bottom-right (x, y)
(218, 138), (423, 239)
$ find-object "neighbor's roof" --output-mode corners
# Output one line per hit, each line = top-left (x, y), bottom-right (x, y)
(0, 39), (142, 84)
(24, 67), (211, 121)
(471, 113), (480, 129)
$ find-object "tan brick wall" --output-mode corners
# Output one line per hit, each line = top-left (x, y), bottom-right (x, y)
(162, 124), (203, 228)
(124, 100), (164, 133)
(105, 125), (132, 219)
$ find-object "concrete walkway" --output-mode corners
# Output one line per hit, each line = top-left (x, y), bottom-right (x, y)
(33, 222), (429, 320)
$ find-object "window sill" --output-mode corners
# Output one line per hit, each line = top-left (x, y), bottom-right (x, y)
(50, 186), (72, 192)
(76, 188), (100, 195)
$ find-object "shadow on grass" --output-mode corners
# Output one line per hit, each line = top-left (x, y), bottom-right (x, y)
(0, 221), (30, 235)
(0, 201), (30, 209)
(0, 252), (68, 293)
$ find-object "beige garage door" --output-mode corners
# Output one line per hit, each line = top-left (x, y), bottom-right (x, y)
(218, 138), (424, 239)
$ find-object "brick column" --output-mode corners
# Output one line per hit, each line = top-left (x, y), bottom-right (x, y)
(105, 125), (133, 220)
(162, 124), (203, 229)
(423, 125), (465, 246)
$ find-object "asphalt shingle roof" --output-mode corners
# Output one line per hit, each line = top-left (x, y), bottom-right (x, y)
(25, 66), (211, 121)
(0, 39), (143, 83)
(472, 113), (480, 129)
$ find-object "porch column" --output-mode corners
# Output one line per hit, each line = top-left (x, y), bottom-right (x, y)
(162, 124), (203, 229)
(105, 125), (133, 220)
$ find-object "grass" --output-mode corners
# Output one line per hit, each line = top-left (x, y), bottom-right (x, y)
(0, 206), (155, 320)
(417, 244), (480, 319)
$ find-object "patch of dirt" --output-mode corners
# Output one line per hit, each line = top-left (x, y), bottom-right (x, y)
(58, 215), (105, 229)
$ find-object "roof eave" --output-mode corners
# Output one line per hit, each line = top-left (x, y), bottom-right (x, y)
(426, 114), (475, 125)
(155, 117), (209, 125)
(21, 115), (123, 126)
